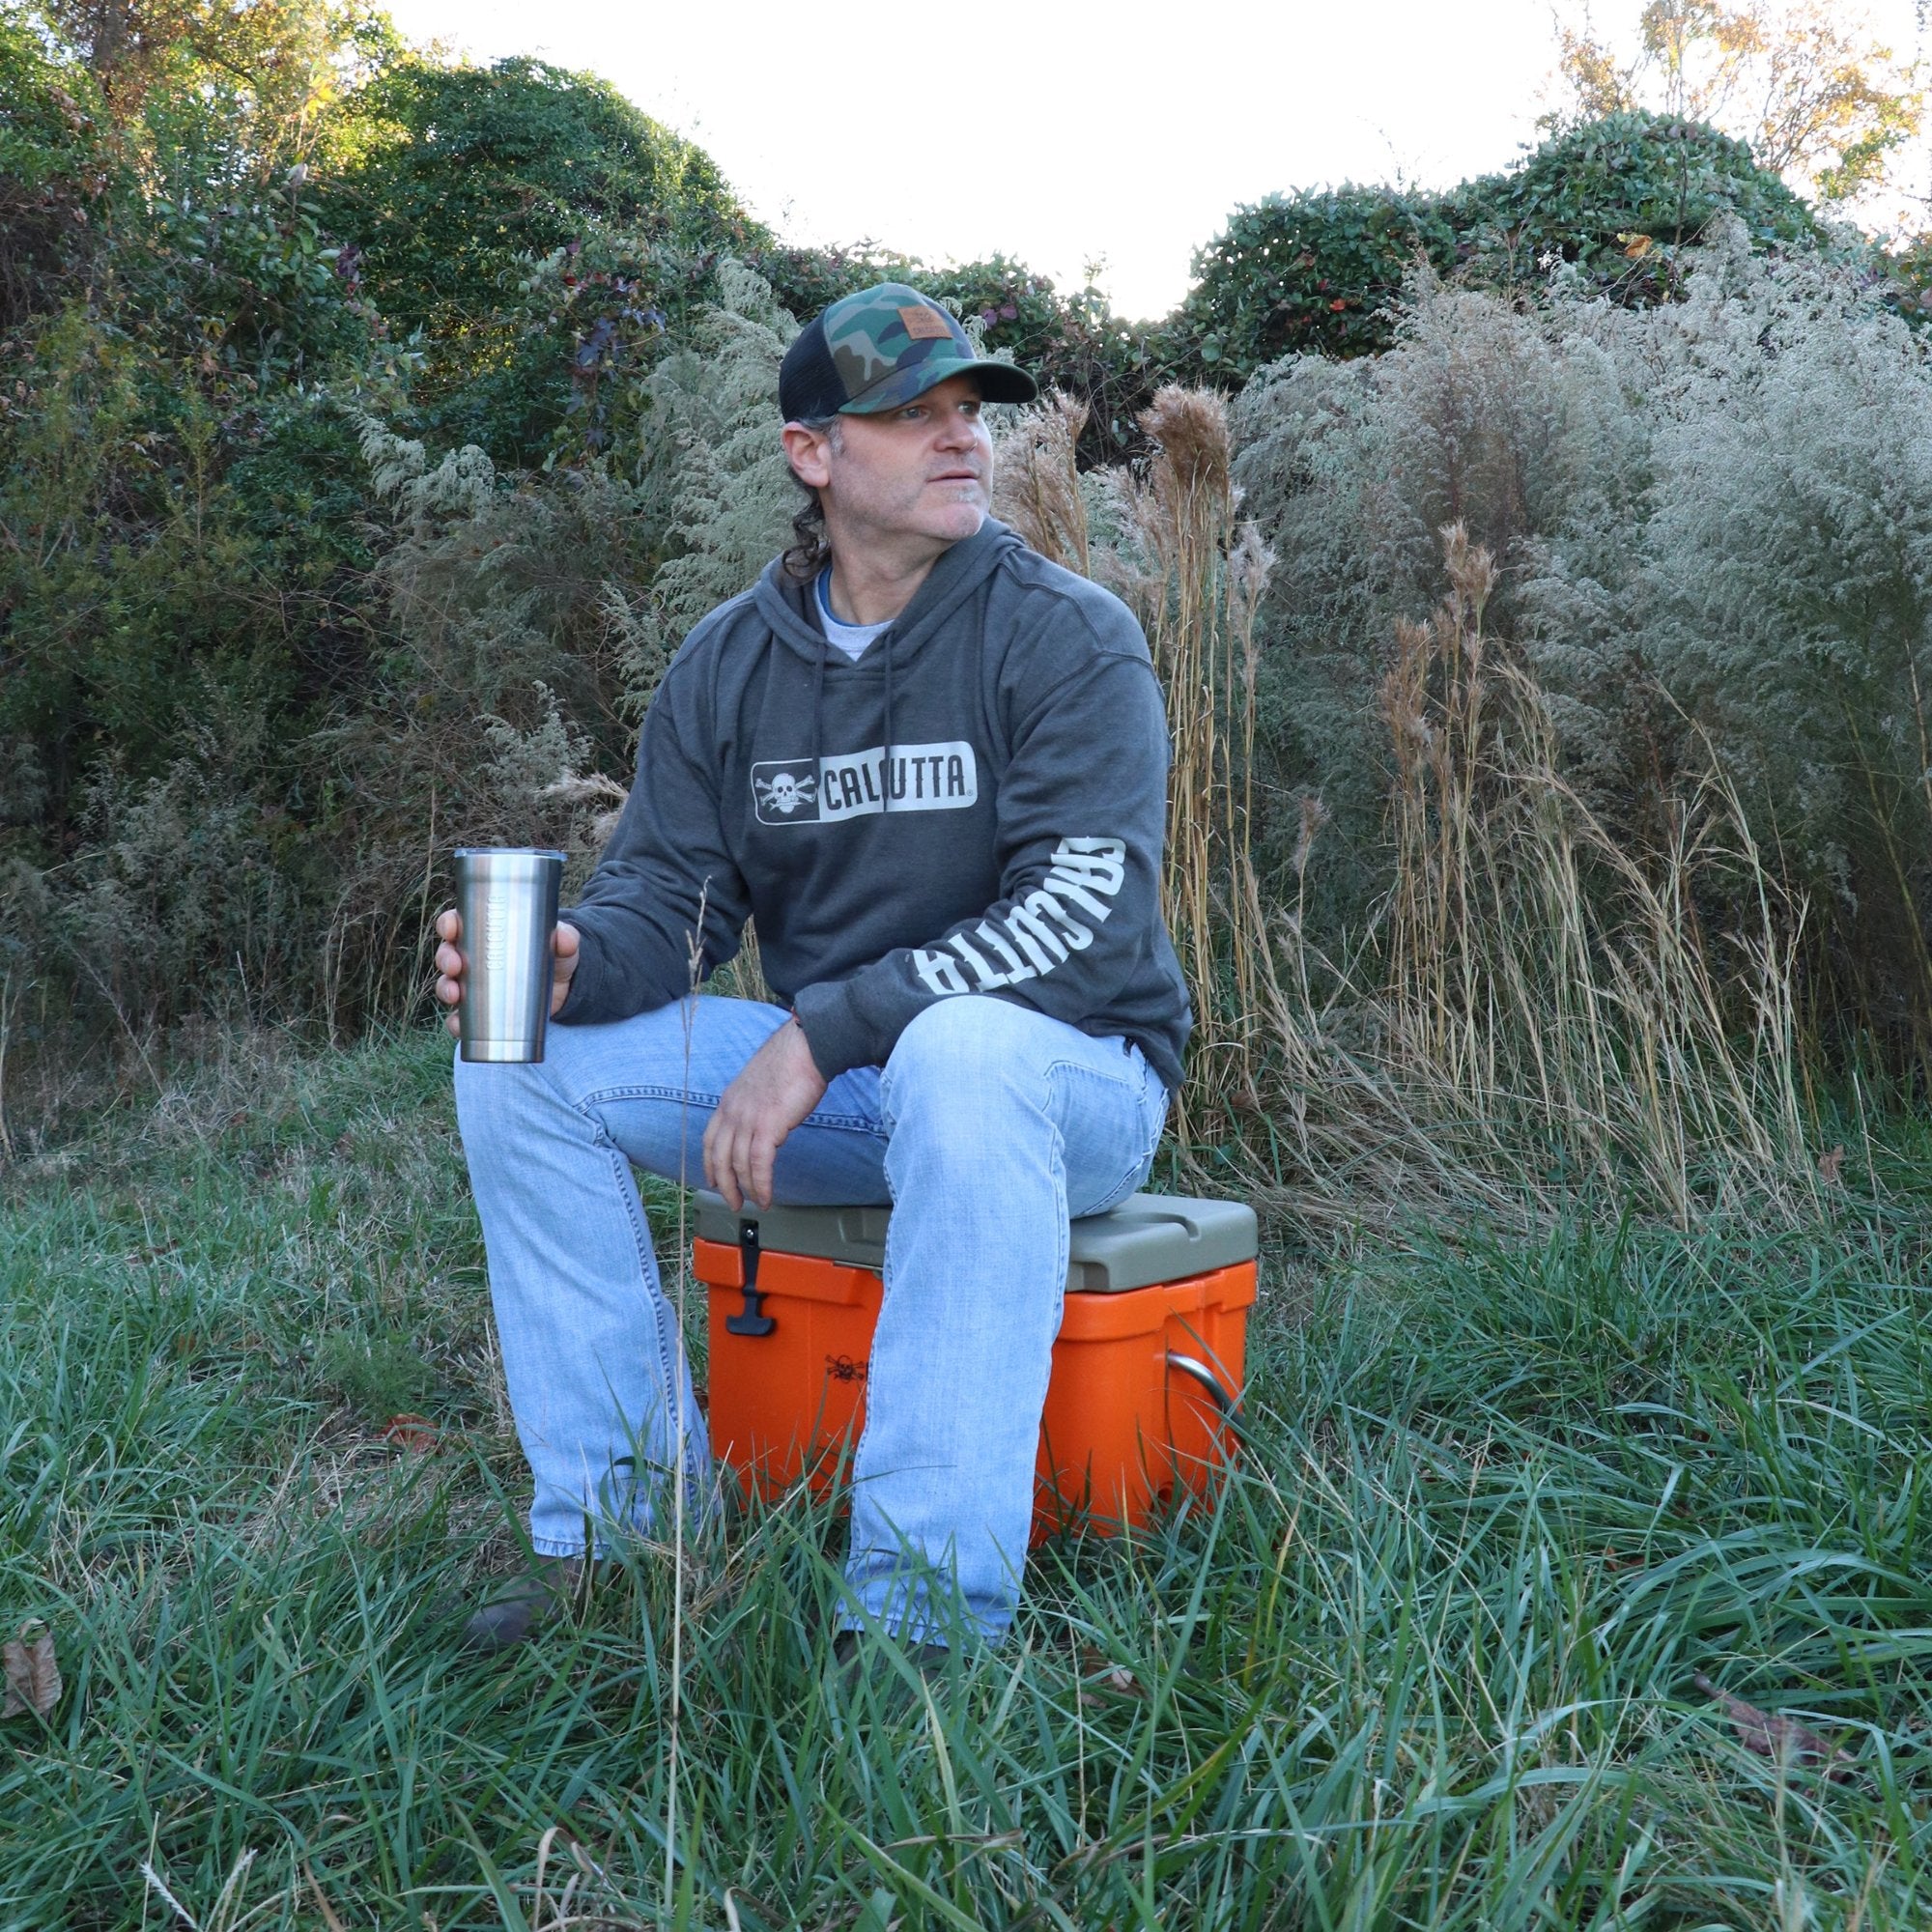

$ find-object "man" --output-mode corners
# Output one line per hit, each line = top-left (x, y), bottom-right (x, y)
(435, 283), (1190, 1662)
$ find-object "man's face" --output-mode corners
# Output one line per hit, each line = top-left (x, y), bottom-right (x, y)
(789, 374), (993, 557)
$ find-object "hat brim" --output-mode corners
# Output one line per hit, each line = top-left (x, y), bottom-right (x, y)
(840, 355), (1039, 415)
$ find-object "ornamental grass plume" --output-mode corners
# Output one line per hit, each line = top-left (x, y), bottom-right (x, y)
(991, 388), (1091, 577)
(1001, 384), (1277, 1142)
(1113, 387), (1276, 1143)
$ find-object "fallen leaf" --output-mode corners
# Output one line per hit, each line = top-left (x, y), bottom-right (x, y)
(2, 1621), (61, 1719)
(382, 1413), (440, 1453)
(1692, 1671), (1852, 1781)
(1077, 1645), (1146, 1702)
(1818, 1144), (1846, 1183)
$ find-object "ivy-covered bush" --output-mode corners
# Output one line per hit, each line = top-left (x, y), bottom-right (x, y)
(319, 56), (752, 338)
(1457, 110), (1821, 298)
(1176, 186), (1461, 378)
(317, 56), (763, 463)
(1177, 112), (1822, 384)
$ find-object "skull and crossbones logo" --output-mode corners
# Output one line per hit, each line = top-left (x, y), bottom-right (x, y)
(754, 769), (818, 817)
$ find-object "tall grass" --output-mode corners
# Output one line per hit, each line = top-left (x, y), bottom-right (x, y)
(3, 1030), (1931, 1926)
(1257, 525), (1818, 1229)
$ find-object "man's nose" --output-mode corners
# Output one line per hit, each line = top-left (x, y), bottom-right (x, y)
(933, 407), (978, 448)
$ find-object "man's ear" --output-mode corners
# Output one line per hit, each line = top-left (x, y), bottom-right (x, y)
(781, 420), (835, 491)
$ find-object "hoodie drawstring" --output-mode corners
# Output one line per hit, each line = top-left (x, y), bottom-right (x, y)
(810, 627), (826, 813)
(882, 627), (895, 816)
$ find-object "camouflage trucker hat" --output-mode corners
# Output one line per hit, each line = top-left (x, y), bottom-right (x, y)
(780, 281), (1038, 420)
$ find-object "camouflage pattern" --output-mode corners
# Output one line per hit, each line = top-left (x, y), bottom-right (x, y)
(819, 282), (1037, 414)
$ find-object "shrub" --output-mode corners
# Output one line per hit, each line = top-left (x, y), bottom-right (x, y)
(319, 55), (753, 340)
(1178, 113), (1821, 386)
(318, 56), (762, 463)
(1457, 110), (1822, 299)
(1177, 186), (1461, 379)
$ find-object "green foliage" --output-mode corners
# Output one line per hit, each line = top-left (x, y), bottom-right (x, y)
(317, 55), (760, 459)
(1178, 112), (1821, 384)
(0, 14), (122, 328)
(1458, 109), (1822, 297)
(321, 54), (749, 334)
(1179, 185), (1461, 378)
(0, 21), (767, 1051)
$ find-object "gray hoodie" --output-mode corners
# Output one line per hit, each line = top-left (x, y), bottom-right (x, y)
(556, 518), (1191, 1092)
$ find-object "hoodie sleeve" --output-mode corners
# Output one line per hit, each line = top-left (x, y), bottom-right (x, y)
(553, 661), (753, 1025)
(790, 643), (1172, 1079)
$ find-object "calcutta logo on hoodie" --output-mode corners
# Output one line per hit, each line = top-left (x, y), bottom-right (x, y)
(752, 742), (980, 825)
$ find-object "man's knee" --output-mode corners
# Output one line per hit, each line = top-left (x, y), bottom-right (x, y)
(883, 997), (1048, 1124)
(451, 1041), (552, 1154)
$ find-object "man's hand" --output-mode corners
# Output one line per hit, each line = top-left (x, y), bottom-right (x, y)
(433, 907), (581, 1037)
(703, 1017), (827, 1212)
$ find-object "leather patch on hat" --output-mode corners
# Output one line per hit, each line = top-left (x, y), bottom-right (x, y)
(898, 305), (952, 341)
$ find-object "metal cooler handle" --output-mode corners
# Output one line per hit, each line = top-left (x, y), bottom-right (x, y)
(1164, 1351), (1238, 1417)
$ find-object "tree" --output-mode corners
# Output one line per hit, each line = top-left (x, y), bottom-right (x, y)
(319, 56), (751, 343)
(32, 0), (392, 179)
(1550, 1), (1922, 205)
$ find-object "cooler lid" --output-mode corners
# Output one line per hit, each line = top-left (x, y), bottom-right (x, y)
(693, 1191), (1256, 1294)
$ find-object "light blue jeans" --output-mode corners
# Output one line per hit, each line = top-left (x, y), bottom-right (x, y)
(452, 992), (1168, 1641)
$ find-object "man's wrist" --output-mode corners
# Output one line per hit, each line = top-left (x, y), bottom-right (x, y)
(786, 1004), (831, 1080)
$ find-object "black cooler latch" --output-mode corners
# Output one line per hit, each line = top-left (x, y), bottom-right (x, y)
(724, 1218), (776, 1337)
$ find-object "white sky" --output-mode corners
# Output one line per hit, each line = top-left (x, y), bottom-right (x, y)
(376, 0), (1928, 322)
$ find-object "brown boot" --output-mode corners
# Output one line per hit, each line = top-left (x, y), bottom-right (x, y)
(459, 1555), (585, 1656)
(827, 1629), (954, 1700)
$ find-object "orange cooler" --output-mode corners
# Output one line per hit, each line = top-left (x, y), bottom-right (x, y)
(693, 1192), (1258, 1541)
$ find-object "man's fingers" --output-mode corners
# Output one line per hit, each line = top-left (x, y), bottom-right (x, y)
(436, 907), (460, 942)
(748, 1129), (779, 1211)
(730, 1122), (759, 1213)
(702, 1113), (743, 1211)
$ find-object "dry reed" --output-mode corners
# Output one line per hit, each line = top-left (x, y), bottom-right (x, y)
(1002, 385), (1277, 1142)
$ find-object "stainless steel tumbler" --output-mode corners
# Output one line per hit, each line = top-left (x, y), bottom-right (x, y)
(451, 847), (566, 1063)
